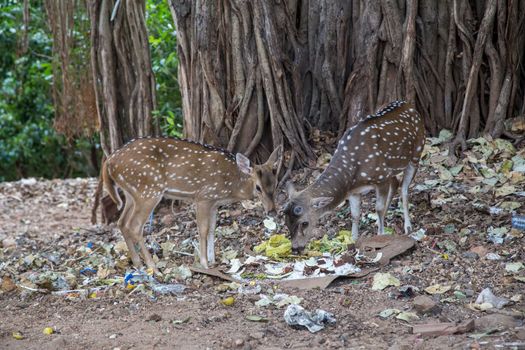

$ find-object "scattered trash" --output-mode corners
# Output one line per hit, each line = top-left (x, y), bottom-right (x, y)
(371, 273), (400, 291)
(255, 293), (303, 308)
(254, 234), (292, 258)
(411, 320), (474, 337)
(487, 227), (510, 244)
(220, 296), (235, 306)
(12, 331), (24, 340)
(512, 215), (525, 231)
(283, 304), (336, 333)
(505, 262), (524, 273)
(307, 230), (353, 255)
(238, 283), (261, 295)
(263, 217), (277, 231)
(246, 315), (269, 322)
(43, 327), (54, 335)
(410, 228), (427, 241)
(172, 317), (190, 325)
(474, 288), (510, 310)
(150, 283), (186, 295)
(485, 252), (501, 260)
(124, 270), (155, 288)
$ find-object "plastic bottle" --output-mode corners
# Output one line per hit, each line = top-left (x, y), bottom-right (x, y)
(511, 215), (525, 231)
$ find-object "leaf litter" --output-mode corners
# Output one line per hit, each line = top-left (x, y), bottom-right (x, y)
(1, 133), (524, 348)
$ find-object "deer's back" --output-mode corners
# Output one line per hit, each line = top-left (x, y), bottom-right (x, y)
(106, 137), (243, 200)
(331, 101), (425, 187)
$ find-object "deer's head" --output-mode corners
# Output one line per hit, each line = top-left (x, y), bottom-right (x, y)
(236, 146), (283, 215)
(283, 183), (333, 253)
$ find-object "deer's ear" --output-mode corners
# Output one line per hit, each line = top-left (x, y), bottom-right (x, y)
(236, 153), (252, 175)
(311, 196), (333, 209)
(266, 145), (283, 170)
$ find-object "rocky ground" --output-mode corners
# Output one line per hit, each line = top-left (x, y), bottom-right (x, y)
(1, 132), (524, 350)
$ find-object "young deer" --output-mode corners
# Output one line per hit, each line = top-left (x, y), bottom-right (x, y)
(284, 100), (425, 252)
(102, 137), (282, 270)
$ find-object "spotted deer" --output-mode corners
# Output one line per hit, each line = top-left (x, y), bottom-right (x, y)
(102, 137), (282, 271)
(284, 100), (425, 252)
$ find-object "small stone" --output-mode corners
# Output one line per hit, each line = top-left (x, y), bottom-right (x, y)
(1, 276), (16, 292)
(317, 337), (327, 345)
(469, 245), (487, 258)
(462, 252), (479, 260)
(516, 329), (525, 340)
(1, 238), (16, 249)
(413, 295), (439, 315)
(234, 338), (244, 347)
(465, 289), (475, 297)
(249, 331), (265, 340)
(109, 334), (118, 339)
(474, 314), (520, 332)
(147, 313), (162, 322)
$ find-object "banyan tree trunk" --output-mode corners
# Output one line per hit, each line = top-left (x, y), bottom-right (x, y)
(169, 0), (525, 167)
(87, 0), (158, 223)
(87, 0), (159, 156)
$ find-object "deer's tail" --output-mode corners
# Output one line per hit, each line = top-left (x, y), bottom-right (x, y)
(102, 158), (123, 210)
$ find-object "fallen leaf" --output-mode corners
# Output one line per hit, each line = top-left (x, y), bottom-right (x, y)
(378, 308), (400, 319)
(246, 315), (269, 322)
(425, 284), (451, 295)
(505, 262), (524, 273)
(371, 273), (400, 291)
(396, 311), (420, 322)
(495, 185), (516, 198)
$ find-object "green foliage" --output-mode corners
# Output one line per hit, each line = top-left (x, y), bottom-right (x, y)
(0, 2), (97, 181)
(147, 0), (183, 137)
(0, 1), (183, 181)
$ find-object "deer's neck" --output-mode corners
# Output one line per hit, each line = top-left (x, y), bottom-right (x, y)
(307, 162), (355, 212)
(234, 172), (255, 200)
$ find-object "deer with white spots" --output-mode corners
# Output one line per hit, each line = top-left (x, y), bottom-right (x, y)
(284, 100), (425, 252)
(102, 137), (282, 271)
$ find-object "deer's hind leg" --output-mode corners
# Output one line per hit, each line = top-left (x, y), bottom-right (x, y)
(375, 177), (399, 235)
(126, 195), (163, 272)
(118, 192), (142, 268)
(401, 163), (417, 234)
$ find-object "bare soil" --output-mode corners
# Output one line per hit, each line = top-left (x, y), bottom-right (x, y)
(0, 163), (524, 349)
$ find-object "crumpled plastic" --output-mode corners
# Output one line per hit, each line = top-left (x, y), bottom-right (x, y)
(283, 304), (336, 333)
(475, 288), (509, 309)
(254, 234), (292, 258)
(125, 270), (185, 295)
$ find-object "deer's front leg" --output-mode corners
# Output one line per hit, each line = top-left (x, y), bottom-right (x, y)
(206, 206), (218, 264)
(348, 194), (361, 241)
(195, 201), (214, 269)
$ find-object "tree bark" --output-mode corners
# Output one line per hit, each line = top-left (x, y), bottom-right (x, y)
(170, 0), (525, 166)
(88, 0), (158, 156)
(87, 0), (158, 223)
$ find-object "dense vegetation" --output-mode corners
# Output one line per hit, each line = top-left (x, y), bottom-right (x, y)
(0, 1), (181, 181)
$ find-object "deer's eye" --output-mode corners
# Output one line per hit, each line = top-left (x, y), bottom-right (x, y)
(301, 222), (309, 229)
(255, 185), (262, 193)
(293, 206), (303, 216)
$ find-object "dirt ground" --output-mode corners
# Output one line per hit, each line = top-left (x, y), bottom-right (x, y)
(1, 138), (525, 349)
